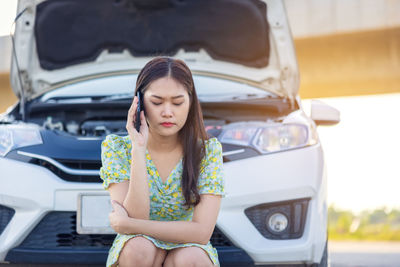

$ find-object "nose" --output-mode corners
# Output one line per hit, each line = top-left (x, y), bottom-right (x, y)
(161, 103), (173, 118)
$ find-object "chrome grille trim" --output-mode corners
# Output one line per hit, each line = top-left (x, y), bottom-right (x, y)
(17, 151), (99, 176)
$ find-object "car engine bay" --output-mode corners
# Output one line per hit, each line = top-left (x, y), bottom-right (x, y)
(2, 99), (294, 138)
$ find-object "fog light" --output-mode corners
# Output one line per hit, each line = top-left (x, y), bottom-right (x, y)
(267, 213), (288, 233)
(245, 198), (310, 239)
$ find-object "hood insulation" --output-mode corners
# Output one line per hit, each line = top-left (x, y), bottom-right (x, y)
(35, 0), (270, 70)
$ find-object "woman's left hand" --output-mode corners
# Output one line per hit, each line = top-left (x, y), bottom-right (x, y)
(109, 200), (130, 234)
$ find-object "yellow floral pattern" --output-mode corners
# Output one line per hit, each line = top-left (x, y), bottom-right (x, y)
(99, 134), (225, 266)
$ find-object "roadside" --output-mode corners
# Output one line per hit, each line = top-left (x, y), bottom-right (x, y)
(329, 241), (400, 267)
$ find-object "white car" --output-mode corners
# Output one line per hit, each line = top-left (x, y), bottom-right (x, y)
(0, 0), (339, 266)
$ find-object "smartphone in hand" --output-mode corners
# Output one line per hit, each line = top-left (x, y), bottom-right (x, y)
(135, 90), (144, 132)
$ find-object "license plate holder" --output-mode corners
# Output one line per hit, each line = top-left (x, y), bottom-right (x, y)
(77, 192), (115, 234)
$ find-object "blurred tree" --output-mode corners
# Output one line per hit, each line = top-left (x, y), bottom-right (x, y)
(335, 211), (353, 234)
(369, 208), (388, 224)
(328, 205), (400, 240)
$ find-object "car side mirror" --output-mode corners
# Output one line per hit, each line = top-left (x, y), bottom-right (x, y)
(310, 99), (340, 126)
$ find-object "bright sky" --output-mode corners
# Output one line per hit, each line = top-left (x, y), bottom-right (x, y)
(0, 0), (17, 36)
(0, 1), (399, 214)
(303, 93), (400, 214)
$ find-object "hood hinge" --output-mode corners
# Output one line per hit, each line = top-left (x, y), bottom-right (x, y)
(279, 66), (295, 109)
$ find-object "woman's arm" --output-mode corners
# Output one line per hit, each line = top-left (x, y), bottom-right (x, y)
(108, 150), (149, 219)
(122, 149), (149, 219)
(108, 96), (150, 219)
(110, 194), (221, 245)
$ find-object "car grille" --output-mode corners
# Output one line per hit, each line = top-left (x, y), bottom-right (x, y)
(57, 159), (102, 170)
(30, 158), (102, 183)
(16, 212), (234, 249)
(0, 205), (15, 236)
(30, 156), (232, 183)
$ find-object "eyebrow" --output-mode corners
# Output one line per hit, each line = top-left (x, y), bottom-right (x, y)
(150, 95), (185, 100)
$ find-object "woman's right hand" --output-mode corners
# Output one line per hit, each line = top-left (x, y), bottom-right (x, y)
(126, 96), (149, 154)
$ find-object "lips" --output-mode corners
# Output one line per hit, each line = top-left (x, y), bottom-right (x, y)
(161, 122), (175, 127)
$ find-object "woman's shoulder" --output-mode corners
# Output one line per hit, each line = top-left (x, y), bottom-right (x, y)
(205, 137), (221, 147)
(204, 137), (222, 157)
(101, 134), (132, 152)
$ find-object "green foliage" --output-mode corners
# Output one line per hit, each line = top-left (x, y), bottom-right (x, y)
(328, 204), (400, 241)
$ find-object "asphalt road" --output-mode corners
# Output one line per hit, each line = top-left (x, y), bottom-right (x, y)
(329, 241), (400, 267)
(1, 241), (400, 267)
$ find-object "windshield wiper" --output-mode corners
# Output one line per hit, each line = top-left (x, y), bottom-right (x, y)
(98, 93), (134, 102)
(199, 93), (278, 102)
(230, 93), (276, 101)
(42, 93), (134, 103)
(41, 96), (95, 103)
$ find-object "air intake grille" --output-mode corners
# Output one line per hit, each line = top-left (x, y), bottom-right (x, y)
(57, 159), (102, 170)
(17, 212), (234, 249)
(18, 212), (113, 248)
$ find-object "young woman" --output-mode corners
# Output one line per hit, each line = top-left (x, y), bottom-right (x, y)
(99, 57), (225, 267)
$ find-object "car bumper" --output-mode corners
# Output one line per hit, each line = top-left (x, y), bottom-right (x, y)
(5, 247), (316, 267)
(218, 143), (327, 265)
(0, 143), (327, 266)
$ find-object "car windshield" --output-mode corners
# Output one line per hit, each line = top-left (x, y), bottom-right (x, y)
(39, 74), (277, 103)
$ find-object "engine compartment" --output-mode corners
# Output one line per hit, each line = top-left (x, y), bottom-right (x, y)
(2, 99), (294, 137)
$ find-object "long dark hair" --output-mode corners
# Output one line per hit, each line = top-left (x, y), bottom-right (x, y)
(134, 56), (208, 207)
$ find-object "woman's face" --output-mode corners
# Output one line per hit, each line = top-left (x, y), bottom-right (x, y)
(143, 76), (191, 137)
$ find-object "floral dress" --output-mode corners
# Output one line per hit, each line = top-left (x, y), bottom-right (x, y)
(99, 134), (225, 267)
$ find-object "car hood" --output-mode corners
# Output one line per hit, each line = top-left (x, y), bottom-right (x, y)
(11, 0), (299, 104)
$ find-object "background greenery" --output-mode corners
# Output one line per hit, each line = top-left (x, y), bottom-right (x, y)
(328, 205), (400, 241)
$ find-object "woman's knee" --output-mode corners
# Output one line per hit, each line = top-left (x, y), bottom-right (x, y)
(118, 236), (158, 267)
(168, 247), (213, 267)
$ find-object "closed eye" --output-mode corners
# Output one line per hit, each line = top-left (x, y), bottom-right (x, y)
(151, 102), (183, 106)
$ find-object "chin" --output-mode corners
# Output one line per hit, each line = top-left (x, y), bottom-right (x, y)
(155, 127), (180, 137)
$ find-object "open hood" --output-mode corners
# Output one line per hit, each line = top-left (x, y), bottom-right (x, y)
(11, 0), (299, 103)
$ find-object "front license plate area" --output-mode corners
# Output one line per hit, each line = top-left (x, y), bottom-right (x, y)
(77, 193), (115, 234)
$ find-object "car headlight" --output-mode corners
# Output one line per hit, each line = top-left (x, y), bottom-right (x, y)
(219, 122), (317, 154)
(0, 124), (43, 157)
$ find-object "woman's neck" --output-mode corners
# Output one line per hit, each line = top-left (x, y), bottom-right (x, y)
(147, 131), (181, 154)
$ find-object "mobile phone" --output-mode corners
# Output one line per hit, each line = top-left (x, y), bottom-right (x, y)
(135, 90), (144, 132)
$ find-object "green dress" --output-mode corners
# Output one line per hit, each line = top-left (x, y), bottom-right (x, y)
(99, 134), (225, 267)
